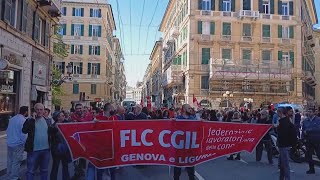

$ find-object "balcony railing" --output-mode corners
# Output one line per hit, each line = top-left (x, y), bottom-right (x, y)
(201, 10), (211, 16)
(281, 38), (291, 44)
(261, 14), (272, 19)
(221, 11), (232, 17)
(242, 36), (252, 42)
(262, 37), (271, 43)
(221, 35), (231, 41)
(281, 15), (291, 20)
(238, 10), (259, 18)
(201, 34), (211, 41)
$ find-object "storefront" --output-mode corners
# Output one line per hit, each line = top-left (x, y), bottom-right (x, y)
(31, 48), (51, 109)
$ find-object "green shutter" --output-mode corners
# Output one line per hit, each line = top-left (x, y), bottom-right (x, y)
(87, 63), (91, 74)
(90, 9), (93, 17)
(80, 45), (83, 54)
(198, 21), (202, 34)
(278, 25), (282, 38)
(71, 24), (74, 36)
(223, 23), (231, 35)
(210, 22), (215, 35)
(231, 0), (235, 12)
(289, 26), (294, 38)
(63, 24), (66, 35)
(81, 8), (84, 17)
(262, 25), (270, 37)
(270, 0), (275, 14)
(259, 0), (263, 12)
(97, 63), (100, 75)
(278, 0), (282, 15)
(278, 51), (283, 61)
(72, 8), (75, 16)
(97, 46), (100, 55)
(98, 26), (102, 37)
(73, 84), (79, 94)
(81, 24), (84, 36)
(198, 0), (202, 10)
(290, 51), (294, 67)
(202, 48), (210, 64)
(71, 45), (74, 54)
(289, 1), (294, 15)
(79, 62), (83, 74)
(89, 45), (92, 55)
(89, 25), (92, 36)
(211, 0), (215, 11)
(219, 0), (223, 11)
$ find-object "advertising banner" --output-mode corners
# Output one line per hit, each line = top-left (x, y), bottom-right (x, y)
(57, 120), (271, 168)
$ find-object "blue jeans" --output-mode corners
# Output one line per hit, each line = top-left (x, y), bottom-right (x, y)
(7, 144), (24, 180)
(26, 149), (50, 180)
(279, 147), (290, 180)
(86, 163), (116, 180)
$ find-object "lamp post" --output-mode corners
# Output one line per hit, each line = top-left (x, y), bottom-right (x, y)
(52, 63), (73, 86)
(223, 91), (233, 108)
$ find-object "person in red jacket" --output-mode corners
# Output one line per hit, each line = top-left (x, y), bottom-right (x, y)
(71, 104), (93, 122)
(95, 103), (118, 121)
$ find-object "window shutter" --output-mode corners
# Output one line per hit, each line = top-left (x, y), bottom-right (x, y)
(81, 24), (84, 36)
(278, 25), (282, 38)
(72, 8), (75, 16)
(89, 45), (92, 55)
(80, 62), (83, 74)
(231, 0), (235, 12)
(289, 26), (294, 38)
(71, 45), (74, 54)
(99, 9), (101, 18)
(289, 1), (293, 15)
(270, 0), (275, 14)
(259, 0), (263, 13)
(98, 26), (101, 37)
(289, 51), (294, 67)
(89, 25), (92, 36)
(202, 48), (210, 64)
(90, 9), (93, 17)
(278, 0), (282, 15)
(262, 25), (270, 37)
(198, 21), (202, 34)
(4, 0), (12, 24)
(80, 45), (83, 54)
(97, 46), (100, 55)
(61, 62), (65, 74)
(198, 0), (202, 10)
(278, 51), (283, 61)
(211, 0), (215, 11)
(45, 22), (49, 47)
(219, 0), (223, 11)
(210, 22), (215, 35)
(71, 24), (74, 36)
(63, 7), (67, 16)
(22, 1), (28, 32)
(63, 24), (66, 35)
(87, 63), (92, 74)
(81, 8), (84, 17)
(97, 63), (100, 75)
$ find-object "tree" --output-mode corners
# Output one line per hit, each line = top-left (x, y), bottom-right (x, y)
(53, 25), (69, 58)
(51, 66), (64, 107)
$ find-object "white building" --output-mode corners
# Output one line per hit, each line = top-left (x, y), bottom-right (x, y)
(126, 83), (143, 104)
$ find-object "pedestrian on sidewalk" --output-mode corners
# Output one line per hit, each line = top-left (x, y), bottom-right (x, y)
(22, 103), (51, 180)
(6, 106), (29, 180)
(49, 111), (71, 180)
(277, 107), (297, 180)
(173, 104), (197, 180)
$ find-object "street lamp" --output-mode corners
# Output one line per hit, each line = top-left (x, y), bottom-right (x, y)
(51, 63), (73, 86)
(223, 91), (233, 108)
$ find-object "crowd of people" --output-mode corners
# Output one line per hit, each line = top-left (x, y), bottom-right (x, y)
(4, 102), (320, 180)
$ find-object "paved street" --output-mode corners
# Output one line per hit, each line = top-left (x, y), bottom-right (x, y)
(0, 150), (319, 180)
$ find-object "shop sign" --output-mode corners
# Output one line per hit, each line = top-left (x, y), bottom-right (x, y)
(2, 49), (23, 67)
(32, 62), (48, 86)
(0, 84), (14, 93)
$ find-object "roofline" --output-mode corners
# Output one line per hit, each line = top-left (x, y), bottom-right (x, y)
(149, 40), (162, 60)
(311, 0), (318, 24)
(108, 4), (117, 31)
(159, 0), (172, 31)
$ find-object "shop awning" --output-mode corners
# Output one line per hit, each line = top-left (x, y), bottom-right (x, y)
(35, 86), (49, 92)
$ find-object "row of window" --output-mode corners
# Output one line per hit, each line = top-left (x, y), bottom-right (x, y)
(59, 24), (102, 37)
(199, 0), (294, 16)
(198, 22), (294, 39)
(70, 45), (101, 55)
(0, 0), (50, 47)
(61, 7), (102, 18)
(55, 62), (101, 75)
(200, 48), (294, 66)
(72, 84), (97, 94)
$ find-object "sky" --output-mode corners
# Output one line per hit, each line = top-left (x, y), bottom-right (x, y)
(109, 0), (320, 87)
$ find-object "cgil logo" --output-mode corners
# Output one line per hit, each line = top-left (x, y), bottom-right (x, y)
(120, 129), (200, 150)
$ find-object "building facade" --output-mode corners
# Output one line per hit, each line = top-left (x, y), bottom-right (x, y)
(126, 83), (143, 105)
(159, 0), (317, 109)
(0, 0), (60, 129)
(112, 38), (126, 103)
(54, 0), (122, 109)
(313, 28), (320, 104)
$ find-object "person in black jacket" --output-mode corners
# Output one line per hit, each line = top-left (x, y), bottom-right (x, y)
(277, 107), (297, 180)
(134, 105), (148, 120)
(22, 103), (51, 180)
(49, 111), (71, 180)
(255, 110), (273, 164)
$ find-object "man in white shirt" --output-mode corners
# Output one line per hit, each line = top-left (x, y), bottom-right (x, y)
(6, 106), (29, 180)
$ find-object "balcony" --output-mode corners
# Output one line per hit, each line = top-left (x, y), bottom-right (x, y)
(73, 36), (81, 40)
(200, 34), (211, 41)
(37, 0), (61, 17)
(261, 14), (272, 19)
(221, 11), (233, 17)
(221, 35), (231, 41)
(238, 10), (259, 19)
(281, 38), (291, 44)
(281, 15), (291, 20)
(261, 37), (271, 43)
(170, 27), (180, 39)
(162, 65), (183, 87)
(92, 36), (99, 41)
(242, 36), (252, 42)
(201, 10), (211, 16)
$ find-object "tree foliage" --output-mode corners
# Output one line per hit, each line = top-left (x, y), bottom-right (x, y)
(51, 66), (64, 107)
(53, 25), (69, 58)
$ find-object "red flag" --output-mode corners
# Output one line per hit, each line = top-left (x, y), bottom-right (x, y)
(193, 94), (200, 108)
(58, 121), (271, 168)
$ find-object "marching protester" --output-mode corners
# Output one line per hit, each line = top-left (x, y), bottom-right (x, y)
(209, 110), (218, 121)
(116, 105), (126, 120)
(301, 107), (320, 174)
(6, 106), (29, 180)
(174, 104), (198, 180)
(44, 108), (53, 125)
(255, 110), (273, 165)
(49, 111), (71, 180)
(277, 107), (297, 180)
(227, 111), (242, 160)
(134, 105), (148, 119)
(22, 103), (51, 180)
(162, 110), (170, 119)
(95, 103), (118, 121)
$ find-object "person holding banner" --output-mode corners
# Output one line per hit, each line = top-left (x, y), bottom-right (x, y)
(174, 104), (198, 180)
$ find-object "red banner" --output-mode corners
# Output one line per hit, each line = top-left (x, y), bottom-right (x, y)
(57, 120), (271, 168)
